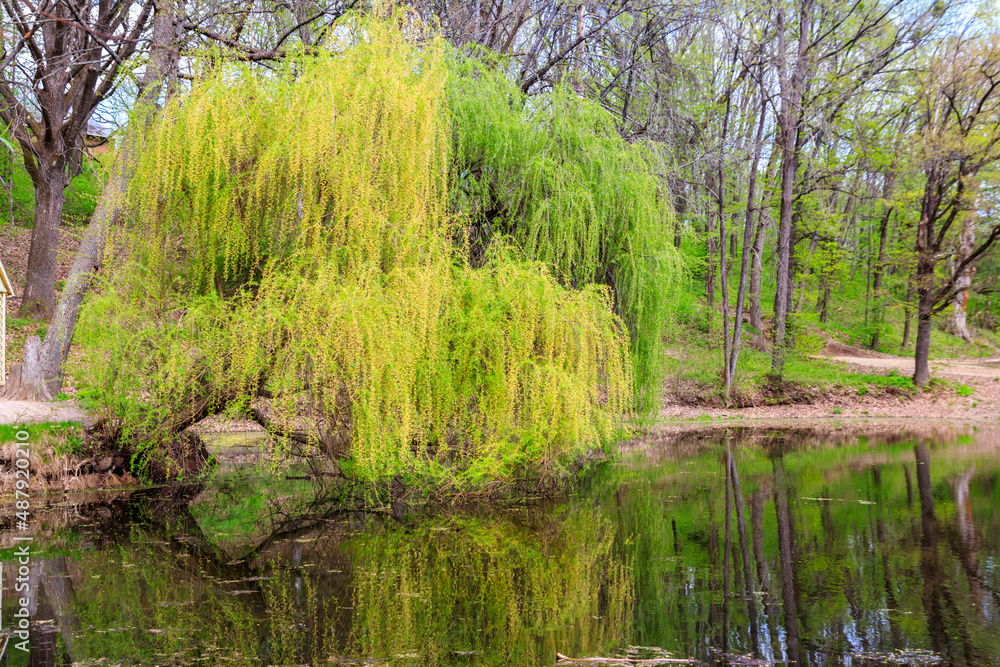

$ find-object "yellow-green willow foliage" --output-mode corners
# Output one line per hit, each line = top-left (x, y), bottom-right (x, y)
(346, 511), (633, 665)
(75, 15), (633, 488)
(450, 60), (683, 408)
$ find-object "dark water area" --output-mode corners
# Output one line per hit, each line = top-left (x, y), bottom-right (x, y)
(3, 425), (1000, 666)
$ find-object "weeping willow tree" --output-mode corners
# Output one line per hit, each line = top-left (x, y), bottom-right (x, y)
(74, 14), (676, 489)
(76, 15), (633, 488)
(450, 59), (682, 408)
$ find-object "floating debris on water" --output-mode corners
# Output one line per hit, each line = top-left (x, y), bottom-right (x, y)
(707, 648), (773, 665)
(557, 647), (698, 664)
(849, 649), (943, 665)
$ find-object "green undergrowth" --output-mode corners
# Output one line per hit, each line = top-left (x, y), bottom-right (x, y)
(1, 150), (102, 228)
(0, 421), (84, 456)
(662, 269), (992, 403)
(664, 343), (916, 401)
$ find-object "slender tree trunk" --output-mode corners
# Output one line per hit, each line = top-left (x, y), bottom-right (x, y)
(33, 1), (181, 396)
(727, 79), (766, 397)
(914, 300), (934, 387)
(20, 162), (67, 319)
(749, 213), (765, 333)
(772, 134), (795, 377)
(673, 179), (686, 249)
(870, 205), (893, 349)
(818, 272), (830, 323)
(707, 174), (717, 345)
(948, 213), (976, 342)
(719, 62), (735, 396)
(771, 0), (813, 378)
(914, 237), (936, 386)
(902, 279), (915, 351)
(913, 169), (944, 388)
(789, 203), (808, 315)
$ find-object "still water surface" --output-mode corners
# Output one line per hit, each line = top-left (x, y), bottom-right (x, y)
(2, 425), (1000, 666)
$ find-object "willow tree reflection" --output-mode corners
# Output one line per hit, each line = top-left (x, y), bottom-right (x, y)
(346, 509), (632, 665)
(7, 427), (1000, 666)
(4, 492), (632, 667)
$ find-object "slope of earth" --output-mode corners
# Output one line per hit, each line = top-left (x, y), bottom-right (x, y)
(661, 345), (1000, 421)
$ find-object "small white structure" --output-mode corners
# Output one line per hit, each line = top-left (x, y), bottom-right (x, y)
(0, 258), (12, 385)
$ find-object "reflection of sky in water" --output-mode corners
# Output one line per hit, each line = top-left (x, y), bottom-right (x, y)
(1, 426), (999, 665)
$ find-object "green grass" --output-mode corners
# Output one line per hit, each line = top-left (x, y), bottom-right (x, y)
(4, 154), (102, 228)
(0, 421), (84, 456)
(661, 241), (1000, 405)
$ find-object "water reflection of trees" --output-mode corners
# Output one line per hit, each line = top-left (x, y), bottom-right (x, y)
(6, 430), (1000, 666)
(3, 489), (632, 666)
(621, 431), (1000, 666)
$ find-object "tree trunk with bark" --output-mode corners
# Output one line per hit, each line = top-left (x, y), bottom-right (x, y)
(0, 336), (52, 401)
(3, 2), (179, 400)
(726, 75), (766, 399)
(20, 159), (68, 319)
(948, 213), (976, 343)
(901, 279), (914, 351)
(770, 0), (813, 378)
(913, 172), (942, 387)
(0, 0), (154, 320)
(749, 214), (765, 333)
(870, 205), (893, 350)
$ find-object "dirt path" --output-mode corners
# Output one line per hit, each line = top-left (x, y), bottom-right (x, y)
(825, 354), (1000, 377)
(0, 400), (89, 426)
(661, 350), (1000, 422)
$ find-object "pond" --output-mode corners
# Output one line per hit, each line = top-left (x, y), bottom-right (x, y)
(2, 423), (1000, 666)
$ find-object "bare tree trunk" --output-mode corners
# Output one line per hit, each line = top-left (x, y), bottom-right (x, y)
(31, 1), (181, 397)
(913, 168), (946, 388)
(727, 78), (766, 397)
(719, 60), (735, 397)
(672, 178), (686, 249)
(20, 164), (67, 319)
(771, 0), (813, 378)
(914, 253), (935, 387)
(901, 279), (915, 351)
(870, 205), (893, 349)
(818, 272), (830, 324)
(707, 173), (717, 343)
(948, 213), (976, 343)
(749, 213), (765, 333)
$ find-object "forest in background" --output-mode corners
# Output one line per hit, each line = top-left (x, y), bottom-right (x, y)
(3, 0), (1000, 491)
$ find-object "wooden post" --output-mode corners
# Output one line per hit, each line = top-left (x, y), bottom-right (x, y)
(1, 292), (5, 384)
